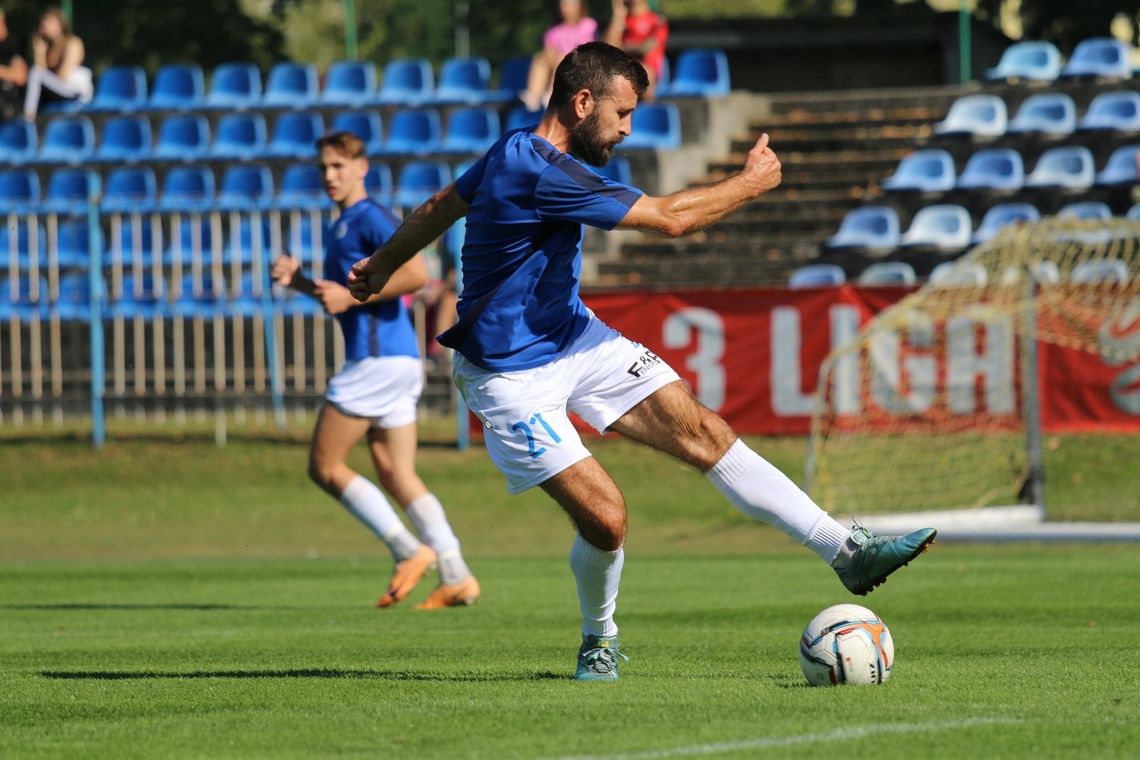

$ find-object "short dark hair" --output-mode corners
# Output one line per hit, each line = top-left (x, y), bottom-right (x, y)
(315, 131), (366, 159)
(548, 41), (649, 110)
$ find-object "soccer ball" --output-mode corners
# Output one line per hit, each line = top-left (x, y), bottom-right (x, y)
(798, 604), (894, 686)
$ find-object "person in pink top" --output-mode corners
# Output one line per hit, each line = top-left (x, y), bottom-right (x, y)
(520, 0), (597, 112)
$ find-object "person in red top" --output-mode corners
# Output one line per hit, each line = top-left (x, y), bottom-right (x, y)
(604, 0), (668, 99)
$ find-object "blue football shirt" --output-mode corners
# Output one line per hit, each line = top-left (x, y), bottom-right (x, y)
(322, 198), (419, 361)
(438, 131), (643, 371)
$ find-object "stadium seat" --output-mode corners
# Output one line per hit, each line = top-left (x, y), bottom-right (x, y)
(881, 149), (956, 193)
(986, 41), (1063, 81)
(41, 168), (98, 215)
(825, 206), (901, 250)
(210, 112), (267, 160)
(856, 261), (916, 286)
(1096, 145), (1140, 185)
(505, 105), (543, 132)
(381, 109), (441, 155)
(1025, 146), (1095, 189)
(430, 57), (491, 104)
(111, 272), (166, 319)
(667, 48), (731, 97)
(330, 110), (384, 154)
(593, 156), (633, 186)
(1128, 203), (1140, 220)
(55, 271), (97, 312)
(654, 56), (672, 97)
(217, 164), (274, 212)
(929, 260), (987, 287)
(1060, 38), (1132, 79)
(1077, 90), (1140, 131)
(1057, 201), (1113, 221)
(394, 161), (451, 209)
(365, 164), (394, 207)
(955, 148), (1025, 191)
(108, 222), (157, 270)
(486, 56), (533, 103)
(441, 107), (500, 153)
(101, 167), (157, 214)
(34, 117), (95, 164)
(265, 112), (324, 159)
(934, 95), (1008, 137)
(0, 222), (45, 270)
(84, 65), (147, 112)
(145, 64), (205, 110)
(276, 164), (330, 211)
(158, 166), (215, 212)
(375, 58), (434, 106)
(223, 216), (271, 265)
(94, 116), (152, 164)
(164, 217), (215, 269)
(0, 273), (50, 319)
(900, 204), (972, 249)
(172, 272), (226, 314)
(621, 103), (682, 150)
(53, 220), (102, 270)
(972, 203), (1040, 244)
(261, 62), (319, 108)
(1071, 258), (1130, 284)
(788, 263), (846, 288)
(0, 169), (40, 212)
(0, 121), (37, 164)
(204, 62), (262, 109)
(153, 114), (210, 161)
(321, 61), (377, 106)
(1008, 93), (1077, 136)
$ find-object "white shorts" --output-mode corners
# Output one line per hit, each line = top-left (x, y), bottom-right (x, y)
(452, 317), (681, 494)
(325, 355), (423, 429)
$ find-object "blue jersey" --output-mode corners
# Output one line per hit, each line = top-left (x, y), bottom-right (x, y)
(322, 198), (419, 361)
(438, 131), (642, 371)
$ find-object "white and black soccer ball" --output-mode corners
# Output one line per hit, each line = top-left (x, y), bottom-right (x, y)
(799, 603), (894, 686)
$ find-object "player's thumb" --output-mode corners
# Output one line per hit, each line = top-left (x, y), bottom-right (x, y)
(756, 133), (769, 151)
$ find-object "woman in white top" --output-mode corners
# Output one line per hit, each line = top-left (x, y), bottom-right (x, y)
(23, 7), (93, 119)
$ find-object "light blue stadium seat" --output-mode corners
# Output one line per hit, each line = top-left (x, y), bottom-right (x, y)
(84, 65), (147, 112)
(261, 62), (319, 108)
(929, 260), (988, 287)
(856, 261), (916, 286)
(205, 62), (262, 110)
(321, 61), (377, 106)
(934, 94), (1007, 137)
(211, 112), (267, 160)
(329, 110), (384, 154)
(593, 156), (633, 186)
(265, 112), (324, 159)
(1078, 90), (1140, 131)
(0, 221), (45, 270)
(621, 103), (681, 150)
(34, 117), (95, 164)
(0, 121), (37, 164)
(1061, 38), (1132, 79)
(881, 149), (956, 192)
(972, 203), (1040, 244)
(1071, 259), (1130, 284)
(431, 57), (491, 104)
(1008, 93), (1076, 135)
(486, 56), (533, 103)
(54, 220), (102, 270)
(0, 169), (40, 213)
(395, 161), (451, 210)
(956, 148), (1025, 191)
(101, 167), (157, 214)
(381, 109), (441, 155)
(145, 64), (205, 111)
(159, 166), (215, 212)
(666, 49), (730, 97)
(1128, 203), (1140, 220)
(1096, 145), (1140, 185)
(1057, 201), (1113, 221)
(277, 164), (331, 211)
(41, 168), (98, 215)
(505, 105), (543, 133)
(217, 164), (274, 212)
(441, 107), (500, 153)
(900, 204), (973, 249)
(789, 263), (846, 289)
(986, 41), (1063, 81)
(825, 206), (901, 250)
(94, 116), (151, 163)
(153, 114), (210, 161)
(365, 164), (394, 207)
(375, 58), (433, 106)
(1025, 146), (1095, 189)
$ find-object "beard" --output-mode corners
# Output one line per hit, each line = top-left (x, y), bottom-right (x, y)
(568, 111), (620, 167)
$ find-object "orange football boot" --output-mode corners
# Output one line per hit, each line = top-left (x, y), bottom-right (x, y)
(376, 544), (437, 608)
(415, 574), (481, 610)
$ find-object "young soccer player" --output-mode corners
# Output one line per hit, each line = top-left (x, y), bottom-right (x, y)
(271, 131), (480, 610)
(348, 43), (934, 679)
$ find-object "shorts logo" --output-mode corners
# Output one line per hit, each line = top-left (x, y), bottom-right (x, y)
(627, 349), (662, 379)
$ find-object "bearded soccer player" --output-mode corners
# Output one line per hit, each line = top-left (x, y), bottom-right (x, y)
(348, 43), (934, 679)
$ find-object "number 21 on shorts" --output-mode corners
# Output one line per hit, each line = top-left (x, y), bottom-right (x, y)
(511, 412), (562, 459)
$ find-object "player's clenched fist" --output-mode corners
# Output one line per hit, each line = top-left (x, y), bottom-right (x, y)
(742, 132), (781, 195)
(348, 255), (388, 302)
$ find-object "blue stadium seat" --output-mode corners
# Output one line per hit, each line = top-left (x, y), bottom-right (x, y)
(933, 94), (1007, 137)
(54, 220), (103, 270)
(1025, 146), (1095, 189)
(955, 148), (1025, 191)
(622, 103), (681, 149)
(825, 206), (901, 250)
(108, 223), (157, 270)
(101, 167), (157, 214)
(211, 112), (267, 160)
(593, 156), (633, 186)
(0, 273), (50, 320)
(205, 62), (262, 109)
(666, 48), (730, 97)
(0, 121), (37, 164)
(1061, 38), (1132, 79)
(789, 264), (846, 289)
(881, 149), (956, 192)
(153, 114), (210, 161)
(84, 65), (147, 112)
(986, 41), (1063, 81)
(1127, 203), (1140, 220)
(655, 56), (672, 96)
(430, 57), (491, 104)
(1057, 201), (1113, 221)
(900, 204), (972, 249)
(159, 166), (215, 212)
(972, 203), (1040, 244)
(441, 107), (500, 153)
(929, 260), (988, 287)
(1096, 145), (1140, 185)
(505, 105), (543, 132)
(381, 109), (441, 155)
(265, 112), (324, 159)
(329, 110), (384, 154)
(0, 169), (40, 213)
(486, 56), (533, 103)
(164, 218), (215, 269)
(1071, 259), (1130, 285)
(262, 62), (319, 108)
(173, 272), (226, 316)
(1077, 90), (1140, 131)
(34, 117), (95, 164)
(1008, 93), (1077, 136)
(217, 164), (274, 212)
(41, 168), (98, 215)
(111, 273), (166, 319)
(321, 61), (377, 106)
(223, 217), (271, 265)
(394, 161), (451, 209)
(365, 164), (394, 207)
(277, 164), (331, 211)
(375, 58), (434, 106)
(0, 221), (45, 270)
(856, 261), (916, 286)
(94, 116), (151, 163)
(145, 64), (205, 111)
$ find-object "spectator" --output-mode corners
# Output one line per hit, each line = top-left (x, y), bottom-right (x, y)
(0, 9), (27, 121)
(604, 0), (668, 100)
(519, 0), (597, 112)
(22, 7), (92, 120)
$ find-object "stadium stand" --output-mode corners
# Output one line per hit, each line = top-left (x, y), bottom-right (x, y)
(667, 49), (731, 97)
(265, 112), (324, 159)
(365, 164), (394, 207)
(204, 62), (261, 110)
(41, 168), (98, 214)
(430, 57), (492, 105)
(35, 116), (95, 164)
(856, 260), (916, 286)
(1024, 146), (1096, 189)
(261, 62), (319, 108)
(381, 108), (442, 155)
(0, 169), (40, 211)
(145, 64), (205, 111)
(1057, 201), (1113, 221)
(986, 41), (1063, 82)
(0, 221), (45, 269)
(955, 147), (1024, 191)
(375, 58), (434, 106)
(394, 161), (451, 210)
(971, 203), (1040, 244)
(882, 149), (956, 193)
(153, 114), (211, 161)
(320, 61), (377, 106)
(485, 56), (532, 104)
(101, 167), (157, 213)
(1060, 37), (1132, 79)
(1071, 258), (1130, 284)
(217, 164), (275, 212)
(330, 110), (384, 154)
(900, 205), (972, 249)
(0, 121), (38, 164)
(1096, 145), (1140, 185)
(934, 94), (1008, 137)
(276, 164), (330, 211)
(158, 166), (215, 212)
(441, 107), (500, 153)
(789, 263), (846, 288)
(824, 206), (901, 250)
(928, 260), (987, 287)
(94, 116), (151, 163)
(211, 112), (268, 160)
(1007, 93), (1077, 135)
(84, 65), (147, 113)
(1077, 90), (1140, 131)
(621, 103), (682, 150)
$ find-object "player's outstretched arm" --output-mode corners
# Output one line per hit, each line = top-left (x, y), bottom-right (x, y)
(348, 185), (468, 302)
(617, 133), (781, 238)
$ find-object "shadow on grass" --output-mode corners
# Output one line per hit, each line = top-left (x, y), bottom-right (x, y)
(1, 603), (293, 611)
(41, 668), (568, 682)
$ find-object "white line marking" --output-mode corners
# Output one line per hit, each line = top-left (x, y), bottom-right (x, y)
(553, 717), (1021, 760)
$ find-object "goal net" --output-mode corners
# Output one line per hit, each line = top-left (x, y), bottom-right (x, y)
(806, 218), (1140, 516)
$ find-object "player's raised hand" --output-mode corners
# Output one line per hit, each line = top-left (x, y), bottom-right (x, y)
(270, 252), (300, 287)
(742, 133), (781, 195)
(347, 254), (390, 302)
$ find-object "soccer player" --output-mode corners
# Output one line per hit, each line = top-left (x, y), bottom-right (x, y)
(271, 131), (480, 610)
(347, 43), (934, 679)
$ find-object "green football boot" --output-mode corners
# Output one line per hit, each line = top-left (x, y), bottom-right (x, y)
(834, 522), (937, 596)
(574, 634), (629, 682)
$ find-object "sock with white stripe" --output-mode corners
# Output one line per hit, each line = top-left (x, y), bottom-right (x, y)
(405, 492), (472, 585)
(339, 475), (421, 562)
(569, 534), (623, 639)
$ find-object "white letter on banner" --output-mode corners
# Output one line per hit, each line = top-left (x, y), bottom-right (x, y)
(771, 307), (813, 416)
(663, 307), (725, 411)
(870, 314), (936, 413)
(947, 317), (1014, 414)
(830, 305), (861, 415)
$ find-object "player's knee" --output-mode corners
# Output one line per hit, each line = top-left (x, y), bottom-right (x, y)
(592, 496), (628, 551)
(307, 458), (338, 492)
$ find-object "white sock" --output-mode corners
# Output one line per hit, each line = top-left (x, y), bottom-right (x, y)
(339, 475), (421, 562)
(569, 534), (623, 639)
(405, 493), (471, 585)
(706, 439), (849, 563)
